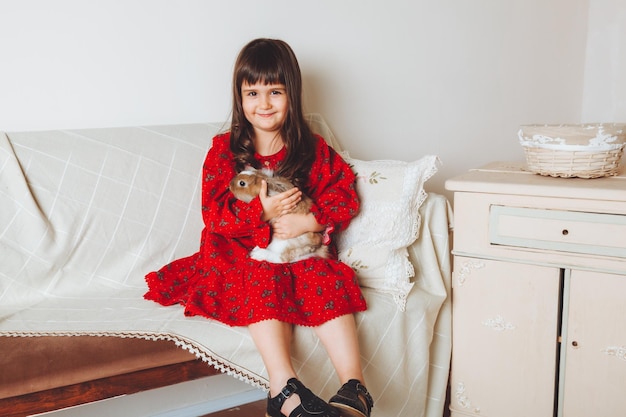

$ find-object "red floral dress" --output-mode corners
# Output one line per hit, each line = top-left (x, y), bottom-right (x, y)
(144, 132), (367, 327)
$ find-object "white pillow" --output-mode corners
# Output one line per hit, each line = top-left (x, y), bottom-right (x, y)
(337, 154), (440, 310)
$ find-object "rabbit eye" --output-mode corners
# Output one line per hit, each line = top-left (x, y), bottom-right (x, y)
(238, 180), (246, 187)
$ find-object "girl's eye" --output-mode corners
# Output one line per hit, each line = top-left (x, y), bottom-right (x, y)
(247, 91), (257, 97)
(271, 90), (282, 95)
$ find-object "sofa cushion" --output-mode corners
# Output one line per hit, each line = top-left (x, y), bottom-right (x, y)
(337, 155), (440, 310)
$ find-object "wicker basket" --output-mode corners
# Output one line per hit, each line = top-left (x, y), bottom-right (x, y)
(522, 146), (624, 178)
(519, 123), (626, 178)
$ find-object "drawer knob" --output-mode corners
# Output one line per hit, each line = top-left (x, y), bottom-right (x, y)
(572, 341), (579, 347)
(562, 229), (569, 236)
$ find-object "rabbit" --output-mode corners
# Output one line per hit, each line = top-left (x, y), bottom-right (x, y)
(229, 168), (329, 263)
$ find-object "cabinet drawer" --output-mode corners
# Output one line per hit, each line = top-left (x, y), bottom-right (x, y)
(490, 206), (626, 258)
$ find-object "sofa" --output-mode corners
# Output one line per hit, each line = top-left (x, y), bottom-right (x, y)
(0, 114), (452, 417)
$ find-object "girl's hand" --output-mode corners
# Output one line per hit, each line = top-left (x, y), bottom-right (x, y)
(259, 180), (302, 222)
(272, 212), (323, 239)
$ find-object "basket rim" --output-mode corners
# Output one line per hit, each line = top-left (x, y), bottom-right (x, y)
(520, 143), (625, 152)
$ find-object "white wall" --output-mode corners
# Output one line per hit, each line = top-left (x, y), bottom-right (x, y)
(582, 0), (626, 122)
(1, 0), (616, 197)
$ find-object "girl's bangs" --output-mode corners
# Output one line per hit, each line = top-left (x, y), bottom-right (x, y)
(240, 57), (284, 86)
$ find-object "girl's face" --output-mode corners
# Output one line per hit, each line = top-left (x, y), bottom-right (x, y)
(241, 81), (288, 139)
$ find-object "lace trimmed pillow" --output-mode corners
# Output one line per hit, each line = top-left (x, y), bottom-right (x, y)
(336, 154), (440, 310)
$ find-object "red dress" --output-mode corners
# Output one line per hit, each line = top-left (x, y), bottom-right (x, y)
(144, 133), (367, 327)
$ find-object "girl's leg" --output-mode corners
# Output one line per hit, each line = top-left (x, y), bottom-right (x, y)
(312, 313), (364, 384)
(248, 319), (300, 414)
(315, 314), (374, 416)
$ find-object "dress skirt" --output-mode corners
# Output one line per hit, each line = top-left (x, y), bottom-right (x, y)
(144, 230), (367, 327)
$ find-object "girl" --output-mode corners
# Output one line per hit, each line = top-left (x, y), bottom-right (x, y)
(144, 38), (373, 417)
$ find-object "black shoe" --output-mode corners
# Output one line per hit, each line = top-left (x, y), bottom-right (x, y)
(266, 378), (340, 417)
(328, 379), (373, 417)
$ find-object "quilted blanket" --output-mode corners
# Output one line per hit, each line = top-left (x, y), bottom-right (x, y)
(0, 116), (451, 417)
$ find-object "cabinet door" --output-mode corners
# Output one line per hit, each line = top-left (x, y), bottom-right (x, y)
(450, 257), (560, 417)
(561, 270), (626, 417)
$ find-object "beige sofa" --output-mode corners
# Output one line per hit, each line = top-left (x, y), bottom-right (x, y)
(0, 115), (452, 416)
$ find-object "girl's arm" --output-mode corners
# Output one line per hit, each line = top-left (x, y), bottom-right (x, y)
(200, 135), (271, 247)
(305, 137), (360, 240)
(266, 137), (358, 241)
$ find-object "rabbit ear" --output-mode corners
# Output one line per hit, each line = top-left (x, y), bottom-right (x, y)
(253, 174), (266, 188)
(265, 176), (294, 194)
(260, 168), (274, 177)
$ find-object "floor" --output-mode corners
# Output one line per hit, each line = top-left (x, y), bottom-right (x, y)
(200, 399), (266, 416)
(35, 374), (267, 417)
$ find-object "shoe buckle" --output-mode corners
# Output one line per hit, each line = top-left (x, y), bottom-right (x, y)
(280, 380), (298, 400)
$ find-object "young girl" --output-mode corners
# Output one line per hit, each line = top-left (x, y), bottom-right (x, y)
(144, 38), (373, 417)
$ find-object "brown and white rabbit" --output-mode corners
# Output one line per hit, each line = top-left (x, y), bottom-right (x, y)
(229, 168), (329, 263)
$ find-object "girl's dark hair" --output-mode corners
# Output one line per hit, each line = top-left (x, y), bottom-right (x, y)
(230, 38), (316, 190)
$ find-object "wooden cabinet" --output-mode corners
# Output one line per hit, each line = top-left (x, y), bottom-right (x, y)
(446, 162), (626, 417)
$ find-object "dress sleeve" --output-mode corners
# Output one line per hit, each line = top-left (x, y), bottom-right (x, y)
(307, 137), (359, 240)
(200, 134), (271, 248)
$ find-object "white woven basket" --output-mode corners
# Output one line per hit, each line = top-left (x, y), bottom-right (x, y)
(522, 146), (624, 178)
(518, 123), (626, 178)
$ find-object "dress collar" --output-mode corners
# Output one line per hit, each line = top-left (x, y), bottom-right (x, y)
(255, 146), (286, 170)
